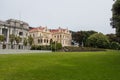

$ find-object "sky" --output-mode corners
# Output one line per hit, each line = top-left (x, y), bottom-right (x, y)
(0, 0), (115, 34)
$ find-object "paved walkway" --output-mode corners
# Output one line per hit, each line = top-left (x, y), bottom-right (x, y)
(0, 49), (52, 54)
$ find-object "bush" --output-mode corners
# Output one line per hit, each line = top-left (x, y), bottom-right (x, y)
(63, 46), (106, 52)
(31, 45), (38, 50)
(30, 42), (62, 51)
(31, 45), (51, 50)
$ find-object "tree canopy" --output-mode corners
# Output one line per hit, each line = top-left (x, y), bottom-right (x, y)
(111, 0), (120, 37)
(72, 30), (97, 46)
(87, 33), (110, 48)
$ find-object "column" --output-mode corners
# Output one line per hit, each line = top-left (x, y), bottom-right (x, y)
(6, 28), (10, 49)
(7, 28), (9, 43)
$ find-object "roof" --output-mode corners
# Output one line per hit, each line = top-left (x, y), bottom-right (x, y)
(50, 29), (59, 33)
(50, 28), (67, 33)
(29, 26), (46, 32)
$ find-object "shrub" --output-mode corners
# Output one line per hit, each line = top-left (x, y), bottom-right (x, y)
(31, 45), (38, 50)
(31, 45), (51, 50)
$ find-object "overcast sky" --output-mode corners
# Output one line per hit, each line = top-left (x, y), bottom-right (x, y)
(0, 0), (115, 34)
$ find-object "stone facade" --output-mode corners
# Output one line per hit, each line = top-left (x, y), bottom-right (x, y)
(0, 19), (29, 49)
(29, 26), (72, 47)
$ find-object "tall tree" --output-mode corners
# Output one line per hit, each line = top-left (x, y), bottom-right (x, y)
(111, 0), (120, 37)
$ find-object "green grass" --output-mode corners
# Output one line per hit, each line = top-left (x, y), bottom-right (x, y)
(0, 51), (120, 80)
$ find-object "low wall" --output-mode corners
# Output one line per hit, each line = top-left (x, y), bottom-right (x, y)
(0, 49), (52, 54)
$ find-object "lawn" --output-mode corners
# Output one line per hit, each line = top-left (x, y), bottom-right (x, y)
(0, 51), (120, 80)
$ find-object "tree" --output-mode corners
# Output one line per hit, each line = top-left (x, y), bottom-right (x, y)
(0, 35), (5, 49)
(23, 38), (28, 46)
(111, 0), (120, 37)
(9, 34), (15, 44)
(9, 34), (15, 49)
(106, 34), (120, 43)
(28, 35), (34, 46)
(72, 30), (97, 46)
(50, 42), (62, 51)
(0, 35), (4, 42)
(110, 42), (120, 50)
(15, 36), (22, 45)
(15, 36), (22, 49)
(56, 43), (62, 50)
(87, 33), (110, 48)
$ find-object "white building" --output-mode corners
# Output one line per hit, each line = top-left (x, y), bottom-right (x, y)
(0, 19), (29, 49)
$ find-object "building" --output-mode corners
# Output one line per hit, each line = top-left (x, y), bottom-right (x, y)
(29, 26), (52, 46)
(50, 27), (72, 46)
(0, 18), (72, 49)
(0, 19), (29, 49)
(29, 26), (72, 47)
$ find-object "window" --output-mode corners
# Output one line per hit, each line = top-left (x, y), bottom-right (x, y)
(44, 39), (46, 43)
(38, 39), (40, 43)
(19, 32), (23, 36)
(47, 39), (48, 43)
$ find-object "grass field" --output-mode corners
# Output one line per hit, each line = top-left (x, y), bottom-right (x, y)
(0, 51), (120, 80)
